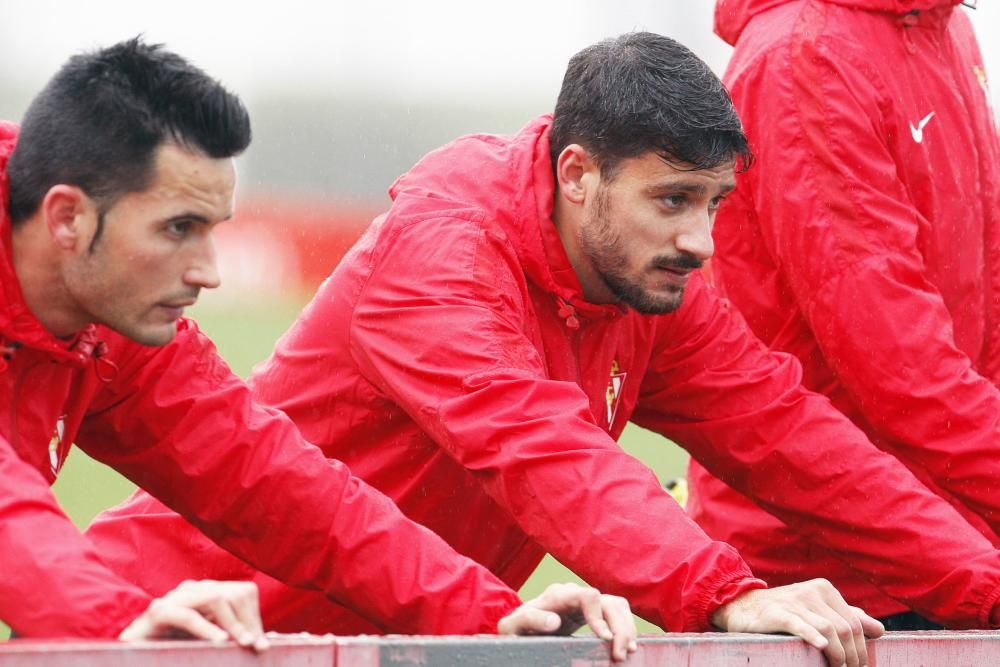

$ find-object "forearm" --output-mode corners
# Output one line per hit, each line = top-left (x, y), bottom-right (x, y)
(80, 347), (521, 634)
(0, 445), (151, 637)
(634, 279), (1000, 627)
(649, 372), (1000, 626)
(420, 372), (766, 631)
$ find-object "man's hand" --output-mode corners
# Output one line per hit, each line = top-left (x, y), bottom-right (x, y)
(497, 582), (638, 662)
(711, 579), (884, 667)
(118, 580), (268, 652)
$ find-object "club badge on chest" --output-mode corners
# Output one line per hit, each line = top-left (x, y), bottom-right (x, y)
(49, 415), (67, 476)
(605, 359), (627, 430)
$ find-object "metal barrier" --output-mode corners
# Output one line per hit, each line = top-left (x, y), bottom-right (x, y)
(3, 631), (1000, 666)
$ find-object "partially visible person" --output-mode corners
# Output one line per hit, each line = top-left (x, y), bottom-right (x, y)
(0, 37), (638, 661)
(689, 0), (1000, 630)
(90, 32), (1000, 667)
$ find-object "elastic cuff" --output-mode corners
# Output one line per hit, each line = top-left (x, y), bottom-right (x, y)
(484, 591), (524, 635)
(693, 573), (768, 632)
(980, 582), (1000, 627)
(105, 592), (156, 638)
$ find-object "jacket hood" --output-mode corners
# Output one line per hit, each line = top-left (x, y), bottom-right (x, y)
(715, 0), (962, 45)
(388, 115), (621, 321)
(0, 121), (98, 366)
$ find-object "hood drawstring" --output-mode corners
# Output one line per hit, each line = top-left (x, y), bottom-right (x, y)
(73, 336), (119, 383)
(0, 331), (118, 380)
(0, 340), (21, 373)
(92, 341), (118, 383)
(556, 298), (581, 330)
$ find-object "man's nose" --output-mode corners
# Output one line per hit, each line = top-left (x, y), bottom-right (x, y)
(674, 214), (715, 261)
(184, 237), (221, 290)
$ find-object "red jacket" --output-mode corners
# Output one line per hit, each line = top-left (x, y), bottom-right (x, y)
(689, 0), (1000, 620)
(0, 120), (522, 638)
(91, 115), (1000, 631)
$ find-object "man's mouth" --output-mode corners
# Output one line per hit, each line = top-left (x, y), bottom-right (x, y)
(656, 264), (694, 276)
(657, 266), (691, 276)
(158, 299), (197, 318)
(654, 266), (693, 286)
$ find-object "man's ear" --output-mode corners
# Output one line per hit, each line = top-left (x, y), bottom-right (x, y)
(555, 144), (600, 206)
(40, 185), (95, 251)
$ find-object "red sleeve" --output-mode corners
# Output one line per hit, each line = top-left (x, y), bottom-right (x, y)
(723, 38), (1000, 535)
(347, 216), (765, 632)
(632, 276), (1000, 627)
(0, 432), (152, 637)
(74, 321), (520, 635)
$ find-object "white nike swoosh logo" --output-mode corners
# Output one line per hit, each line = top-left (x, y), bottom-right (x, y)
(910, 111), (936, 143)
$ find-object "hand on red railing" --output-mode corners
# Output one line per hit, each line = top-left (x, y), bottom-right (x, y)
(712, 579), (884, 667)
(497, 582), (638, 662)
(118, 579), (269, 652)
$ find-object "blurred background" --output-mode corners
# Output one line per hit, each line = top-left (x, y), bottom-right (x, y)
(1, 0), (997, 639)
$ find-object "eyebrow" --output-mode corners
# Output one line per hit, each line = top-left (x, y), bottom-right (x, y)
(160, 211), (234, 225)
(645, 180), (737, 197)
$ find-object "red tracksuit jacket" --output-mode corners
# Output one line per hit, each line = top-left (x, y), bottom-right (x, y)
(0, 121), (522, 638)
(91, 115), (1000, 631)
(688, 0), (1000, 620)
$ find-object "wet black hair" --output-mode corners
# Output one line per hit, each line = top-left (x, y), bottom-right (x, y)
(7, 36), (251, 233)
(550, 31), (752, 178)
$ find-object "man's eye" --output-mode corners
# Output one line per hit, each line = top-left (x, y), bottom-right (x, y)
(709, 196), (727, 212)
(167, 221), (191, 236)
(663, 195), (686, 209)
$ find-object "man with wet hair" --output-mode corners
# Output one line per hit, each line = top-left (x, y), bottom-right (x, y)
(92, 32), (1000, 667)
(0, 37), (639, 659)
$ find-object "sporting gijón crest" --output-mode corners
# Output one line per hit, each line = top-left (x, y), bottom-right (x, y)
(49, 415), (67, 476)
(605, 359), (627, 429)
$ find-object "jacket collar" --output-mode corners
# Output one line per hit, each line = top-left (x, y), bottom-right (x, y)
(523, 118), (628, 324)
(388, 114), (626, 325)
(0, 121), (97, 367)
(715, 0), (963, 45)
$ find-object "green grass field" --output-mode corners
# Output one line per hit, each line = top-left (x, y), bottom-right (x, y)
(7, 297), (689, 639)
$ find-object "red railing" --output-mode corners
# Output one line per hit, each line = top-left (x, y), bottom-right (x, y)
(4, 631), (1000, 666)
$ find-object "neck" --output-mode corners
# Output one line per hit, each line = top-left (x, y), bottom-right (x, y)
(11, 217), (88, 338)
(551, 190), (618, 305)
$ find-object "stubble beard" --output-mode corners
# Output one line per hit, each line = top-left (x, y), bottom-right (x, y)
(580, 188), (695, 315)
